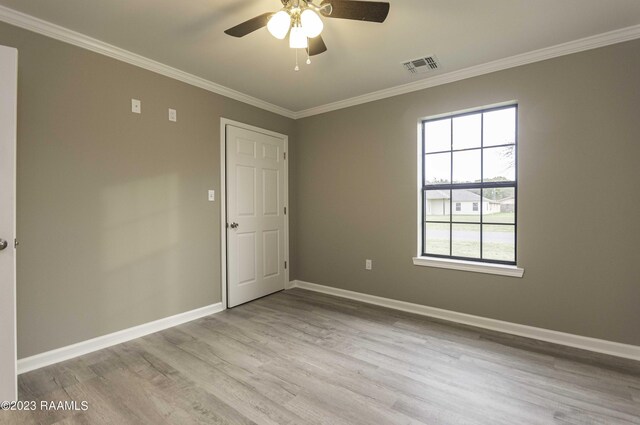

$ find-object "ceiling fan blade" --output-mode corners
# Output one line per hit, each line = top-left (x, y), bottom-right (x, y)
(307, 35), (328, 56)
(320, 0), (390, 23)
(224, 12), (273, 37)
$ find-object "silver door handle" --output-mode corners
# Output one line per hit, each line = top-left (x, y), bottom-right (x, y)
(229, 223), (239, 229)
(0, 239), (7, 251)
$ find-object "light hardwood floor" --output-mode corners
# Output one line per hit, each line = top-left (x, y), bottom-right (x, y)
(2, 288), (640, 425)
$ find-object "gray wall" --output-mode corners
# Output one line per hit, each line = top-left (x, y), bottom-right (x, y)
(0, 21), (296, 358)
(294, 39), (640, 346)
(3, 17), (639, 358)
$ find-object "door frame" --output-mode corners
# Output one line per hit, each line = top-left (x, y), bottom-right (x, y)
(0, 45), (17, 401)
(219, 118), (289, 310)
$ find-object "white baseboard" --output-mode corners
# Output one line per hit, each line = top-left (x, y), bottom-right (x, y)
(289, 280), (640, 362)
(19, 282), (640, 374)
(17, 302), (224, 374)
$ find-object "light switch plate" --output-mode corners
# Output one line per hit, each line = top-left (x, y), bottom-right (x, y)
(365, 259), (372, 270)
(131, 99), (141, 114)
(208, 190), (215, 201)
(169, 108), (177, 122)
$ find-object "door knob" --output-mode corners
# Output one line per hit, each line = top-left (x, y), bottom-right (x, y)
(230, 223), (239, 229)
(0, 239), (7, 251)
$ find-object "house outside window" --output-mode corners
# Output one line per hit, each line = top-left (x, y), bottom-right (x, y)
(421, 105), (517, 264)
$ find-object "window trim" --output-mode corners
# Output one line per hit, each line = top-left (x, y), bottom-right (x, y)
(418, 104), (520, 268)
(413, 256), (524, 278)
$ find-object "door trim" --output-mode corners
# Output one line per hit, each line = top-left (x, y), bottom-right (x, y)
(0, 45), (17, 401)
(220, 118), (289, 310)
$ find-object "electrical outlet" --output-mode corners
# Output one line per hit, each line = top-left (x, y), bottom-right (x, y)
(208, 190), (215, 201)
(365, 259), (372, 270)
(168, 108), (177, 122)
(131, 99), (141, 114)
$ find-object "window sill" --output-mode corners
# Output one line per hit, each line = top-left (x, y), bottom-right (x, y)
(412, 256), (524, 278)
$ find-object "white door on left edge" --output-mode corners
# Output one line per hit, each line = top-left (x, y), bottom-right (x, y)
(0, 45), (18, 401)
(226, 125), (286, 307)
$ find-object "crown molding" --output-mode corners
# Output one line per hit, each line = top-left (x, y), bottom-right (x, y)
(1, 5), (639, 120)
(0, 5), (296, 119)
(292, 23), (640, 119)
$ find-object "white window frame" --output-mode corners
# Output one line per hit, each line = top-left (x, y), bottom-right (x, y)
(414, 103), (524, 278)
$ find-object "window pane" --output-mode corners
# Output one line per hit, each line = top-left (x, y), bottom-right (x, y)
(425, 223), (450, 255)
(452, 189), (481, 222)
(483, 107), (516, 147)
(424, 190), (450, 222)
(425, 152), (451, 185)
(424, 118), (451, 153)
(483, 187), (515, 223)
(452, 224), (480, 259)
(482, 224), (515, 262)
(483, 146), (515, 182)
(452, 149), (481, 183)
(452, 113), (481, 150)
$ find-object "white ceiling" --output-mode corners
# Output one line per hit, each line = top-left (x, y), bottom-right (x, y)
(1, 0), (640, 112)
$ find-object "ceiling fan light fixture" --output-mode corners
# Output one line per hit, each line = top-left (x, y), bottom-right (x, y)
(300, 9), (323, 38)
(289, 26), (308, 49)
(267, 10), (291, 40)
(224, 0), (391, 70)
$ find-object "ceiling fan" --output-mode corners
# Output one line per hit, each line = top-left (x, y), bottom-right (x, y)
(224, 0), (390, 70)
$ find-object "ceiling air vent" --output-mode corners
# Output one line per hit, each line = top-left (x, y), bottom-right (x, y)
(402, 55), (441, 74)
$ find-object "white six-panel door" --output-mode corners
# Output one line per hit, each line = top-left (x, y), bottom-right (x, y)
(0, 45), (18, 401)
(226, 125), (286, 307)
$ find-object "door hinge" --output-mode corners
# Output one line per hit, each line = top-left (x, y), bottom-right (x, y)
(14, 239), (18, 248)
(284, 152), (287, 160)
(284, 206), (287, 214)
(284, 261), (287, 269)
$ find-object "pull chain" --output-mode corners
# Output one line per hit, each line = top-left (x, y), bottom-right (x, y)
(306, 45), (311, 65)
(294, 49), (300, 71)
